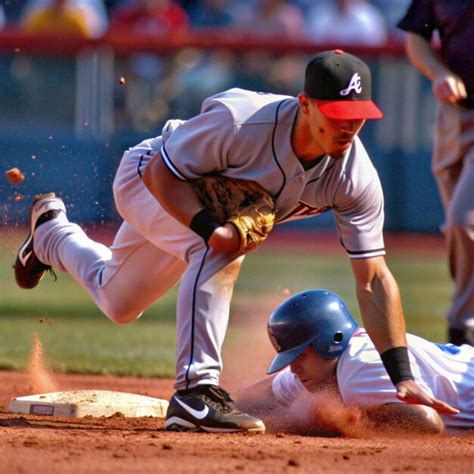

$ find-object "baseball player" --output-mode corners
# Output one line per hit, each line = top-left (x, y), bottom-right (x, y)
(398, 1), (474, 345)
(236, 289), (473, 435)
(14, 50), (457, 434)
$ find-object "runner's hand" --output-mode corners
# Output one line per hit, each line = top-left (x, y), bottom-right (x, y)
(396, 379), (460, 415)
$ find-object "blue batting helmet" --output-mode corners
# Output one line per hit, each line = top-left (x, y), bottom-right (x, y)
(266, 289), (359, 374)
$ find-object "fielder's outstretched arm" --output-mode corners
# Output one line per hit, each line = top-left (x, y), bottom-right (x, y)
(351, 256), (406, 353)
(351, 256), (459, 415)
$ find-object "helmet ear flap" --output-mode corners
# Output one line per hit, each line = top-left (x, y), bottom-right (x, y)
(311, 329), (350, 359)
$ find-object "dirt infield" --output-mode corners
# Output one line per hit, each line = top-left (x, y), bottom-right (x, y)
(0, 371), (473, 474)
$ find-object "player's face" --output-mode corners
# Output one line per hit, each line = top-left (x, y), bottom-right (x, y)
(289, 346), (337, 392)
(300, 95), (366, 159)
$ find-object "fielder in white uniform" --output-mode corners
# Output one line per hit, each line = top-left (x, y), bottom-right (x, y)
(14, 50), (457, 433)
(236, 290), (473, 435)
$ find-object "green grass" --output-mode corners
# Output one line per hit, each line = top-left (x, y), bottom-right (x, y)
(0, 232), (452, 377)
(0, 317), (177, 377)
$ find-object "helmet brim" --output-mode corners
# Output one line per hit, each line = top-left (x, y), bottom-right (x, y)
(266, 341), (309, 374)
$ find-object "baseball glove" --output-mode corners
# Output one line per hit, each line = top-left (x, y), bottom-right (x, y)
(192, 174), (276, 253)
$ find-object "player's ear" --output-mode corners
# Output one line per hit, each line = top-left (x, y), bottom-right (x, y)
(297, 93), (311, 115)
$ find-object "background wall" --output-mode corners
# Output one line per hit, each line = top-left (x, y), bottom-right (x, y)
(0, 34), (441, 232)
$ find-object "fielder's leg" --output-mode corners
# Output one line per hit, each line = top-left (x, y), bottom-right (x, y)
(112, 139), (265, 432)
(15, 197), (186, 323)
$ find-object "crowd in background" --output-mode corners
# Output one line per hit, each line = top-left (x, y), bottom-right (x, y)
(0, 0), (413, 132)
(0, 1), (411, 42)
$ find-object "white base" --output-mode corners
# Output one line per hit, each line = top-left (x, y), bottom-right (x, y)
(8, 390), (169, 418)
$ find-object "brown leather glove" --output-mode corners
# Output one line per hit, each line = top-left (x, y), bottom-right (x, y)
(192, 174), (276, 253)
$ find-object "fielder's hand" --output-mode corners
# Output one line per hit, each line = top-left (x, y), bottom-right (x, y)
(208, 223), (241, 253)
(396, 380), (460, 415)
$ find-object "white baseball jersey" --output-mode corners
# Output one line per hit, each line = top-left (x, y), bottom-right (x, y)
(161, 88), (386, 259)
(272, 330), (474, 430)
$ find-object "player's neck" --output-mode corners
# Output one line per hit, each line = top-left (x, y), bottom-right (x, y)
(292, 110), (326, 168)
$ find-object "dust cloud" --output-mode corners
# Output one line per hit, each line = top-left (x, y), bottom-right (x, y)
(283, 388), (374, 438)
(28, 332), (59, 394)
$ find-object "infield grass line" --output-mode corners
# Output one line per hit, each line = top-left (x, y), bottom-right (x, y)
(0, 236), (451, 377)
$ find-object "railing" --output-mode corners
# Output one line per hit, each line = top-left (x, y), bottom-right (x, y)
(0, 28), (407, 56)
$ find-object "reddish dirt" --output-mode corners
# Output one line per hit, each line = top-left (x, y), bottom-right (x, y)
(1, 372), (474, 473)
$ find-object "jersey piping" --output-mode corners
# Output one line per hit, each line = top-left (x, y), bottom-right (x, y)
(271, 99), (291, 199)
(184, 246), (210, 389)
(343, 245), (386, 258)
(160, 143), (188, 181)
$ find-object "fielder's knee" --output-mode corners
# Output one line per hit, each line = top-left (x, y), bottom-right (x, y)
(102, 303), (143, 325)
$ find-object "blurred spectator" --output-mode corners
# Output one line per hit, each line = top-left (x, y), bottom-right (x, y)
(373, 0), (411, 39)
(172, 49), (235, 117)
(231, 51), (274, 92)
(187, 0), (235, 28)
(234, 0), (304, 38)
(102, 0), (123, 16)
(2, 1), (29, 23)
(21, 0), (108, 37)
(306, 0), (388, 46)
(0, 5), (5, 29)
(109, 0), (189, 34)
(175, 0), (199, 9)
(110, 1), (189, 132)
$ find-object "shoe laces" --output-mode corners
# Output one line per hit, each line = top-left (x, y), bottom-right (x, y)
(47, 268), (58, 282)
(207, 386), (233, 404)
(200, 386), (235, 413)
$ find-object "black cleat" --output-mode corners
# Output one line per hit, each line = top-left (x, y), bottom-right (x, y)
(14, 193), (66, 289)
(448, 324), (474, 346)
(165, 385), (265, 433)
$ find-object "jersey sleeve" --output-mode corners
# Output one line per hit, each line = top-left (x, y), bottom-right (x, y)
(272, 369), (306, 407)
(337, 334), (402, 406)
(160, 100), (236, 180)
(334, 177), (386, 259)
(397, 0), (436, 40)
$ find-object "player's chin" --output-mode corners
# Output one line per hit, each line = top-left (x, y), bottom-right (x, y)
(329, 143), (352, 159)
(300, 379), (318, 392)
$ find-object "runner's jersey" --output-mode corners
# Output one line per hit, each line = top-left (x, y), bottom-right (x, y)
(158, 88), (385, 259)
(273, 330), (474, 430)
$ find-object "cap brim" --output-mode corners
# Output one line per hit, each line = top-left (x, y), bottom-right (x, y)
(316, 100), (383, 120)
(266, 342), (308, 374)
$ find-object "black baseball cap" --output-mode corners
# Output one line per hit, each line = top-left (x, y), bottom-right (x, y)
(304, 49), (383, 120)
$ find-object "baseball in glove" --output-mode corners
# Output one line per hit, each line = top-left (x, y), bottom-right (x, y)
(191, 174), (276, 254)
